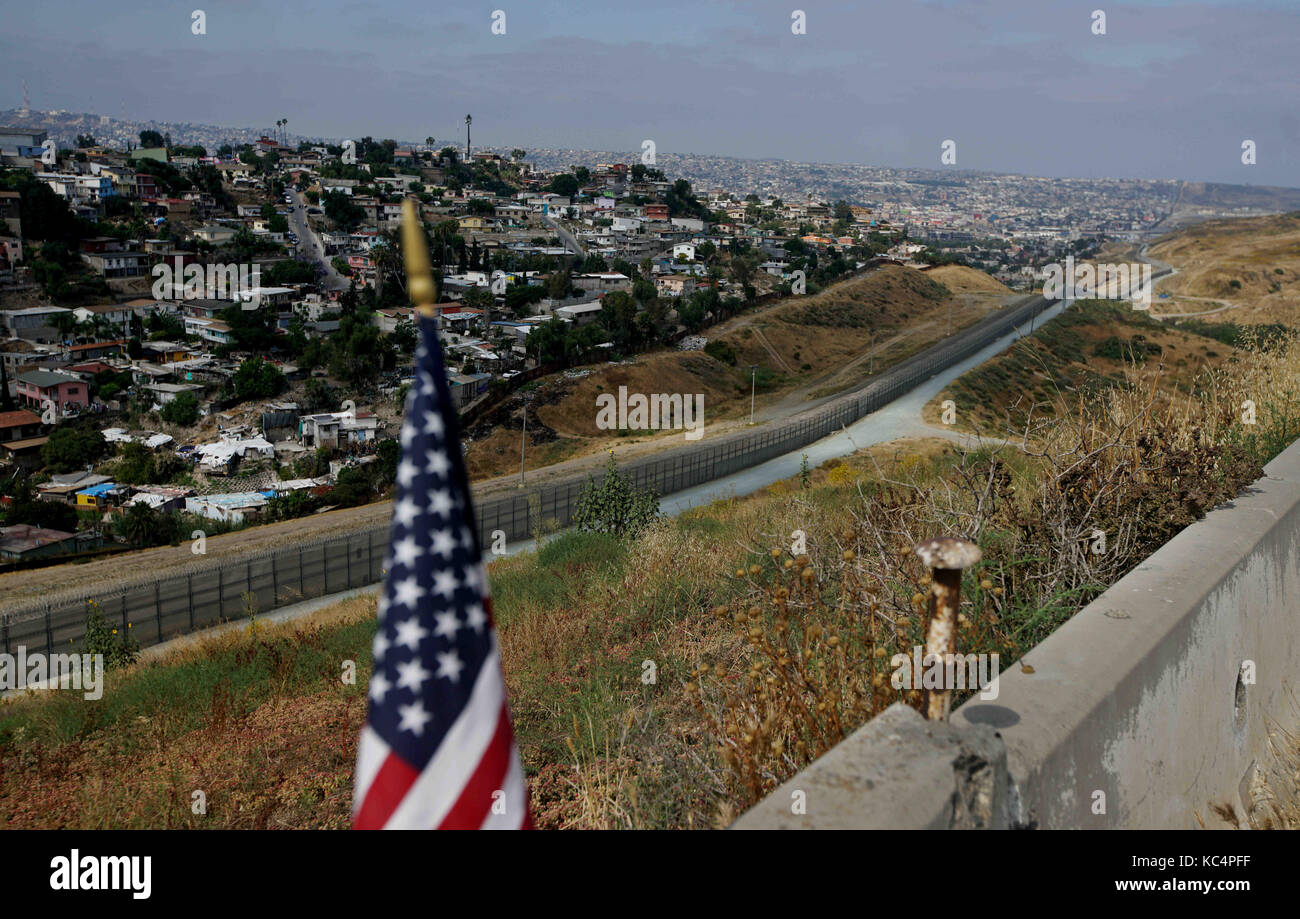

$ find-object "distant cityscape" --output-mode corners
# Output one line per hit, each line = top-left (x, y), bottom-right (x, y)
(8, 107), (1300, 247)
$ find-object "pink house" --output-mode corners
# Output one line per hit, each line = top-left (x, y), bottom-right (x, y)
(16, 370), (89, 416)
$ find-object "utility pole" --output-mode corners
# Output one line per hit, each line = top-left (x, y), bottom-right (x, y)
(869, 329), (875, 374)
(749, 364), (757, 425)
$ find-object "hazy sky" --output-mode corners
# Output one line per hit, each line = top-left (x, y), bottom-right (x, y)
(3, 0), (1297, 185)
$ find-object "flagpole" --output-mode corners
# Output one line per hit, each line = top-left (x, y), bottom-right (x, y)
(401, 199), (438, 320)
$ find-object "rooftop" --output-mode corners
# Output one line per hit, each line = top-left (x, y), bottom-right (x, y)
(17, 370), (81, 387)
(0, 409), (41, 428)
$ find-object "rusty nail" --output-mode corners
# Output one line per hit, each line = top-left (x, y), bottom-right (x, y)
(914, 536), (982, 721)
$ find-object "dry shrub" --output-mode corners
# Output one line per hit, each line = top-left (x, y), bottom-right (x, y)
(693, 335), (1300, 810)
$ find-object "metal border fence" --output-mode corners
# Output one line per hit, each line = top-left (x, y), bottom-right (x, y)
(5, 283), (1133, 657)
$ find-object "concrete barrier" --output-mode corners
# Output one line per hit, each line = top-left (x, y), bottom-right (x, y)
(735, 437), (1300, 829)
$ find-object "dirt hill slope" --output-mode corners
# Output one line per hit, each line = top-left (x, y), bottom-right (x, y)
(1147, 212), (1300, 324)
(464, 265), (1020, 479)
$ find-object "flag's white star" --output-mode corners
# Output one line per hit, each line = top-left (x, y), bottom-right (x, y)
(428, 489), (454, 518)
(396, 459), (420, 488)
(397, 701), (432, 735)
(368, 670), (392, 703)
(432, 570), (459, 599)
(436, 650), (465, 683)
(396, 657), (432, 691)
(423, 410), (444, 436)
(400, 422), (418, 448)
(392, 577), (423, 611)
(391, 536), (420, 569)
(373, 630), (391, 661)
(394, 616), (429, 650)
(434, 610), (460, 639)
(393, 497), (420, 528)
(430, 528), (456, 558)
(466, 603), (487, 633)
(426, 450), (451, 478)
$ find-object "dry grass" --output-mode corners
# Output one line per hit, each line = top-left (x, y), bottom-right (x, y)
(6, 320), (1300, 829)
(1147, 212), (1300, 324)
(0, 596), (375, 829)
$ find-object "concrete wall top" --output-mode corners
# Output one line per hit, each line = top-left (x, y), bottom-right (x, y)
(736, 438), (1300, 829)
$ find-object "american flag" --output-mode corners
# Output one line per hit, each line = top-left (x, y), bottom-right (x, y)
(353, 315), (532, 829)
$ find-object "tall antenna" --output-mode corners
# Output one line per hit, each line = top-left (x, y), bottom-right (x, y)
(20, 80), (31, 114)
(465, 114), (472, 161)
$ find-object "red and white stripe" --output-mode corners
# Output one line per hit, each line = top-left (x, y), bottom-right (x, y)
(353, 636), (532, 830)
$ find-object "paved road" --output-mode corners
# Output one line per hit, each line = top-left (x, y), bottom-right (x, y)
(543, 214), (584, 258)
(286, 187), (350, 291)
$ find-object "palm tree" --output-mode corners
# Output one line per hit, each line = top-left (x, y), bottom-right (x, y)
(373, 228), (404, 300)
(52, 311), (79, 340)
(120, 502), (156, 548)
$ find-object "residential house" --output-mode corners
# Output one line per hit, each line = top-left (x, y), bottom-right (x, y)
(184, 317), (234, 345)
(76, 481), (127, 511)
(81, 249), (148, 279)
(0, 408), (42, 442)
(656, 274), (698, 298)
(72, 303), (135, 327)
(16, 369), (89, 415)
(0, 407), (47, 470)
(185, 492), (267, 524)
(0, 306), (73, 341)
(36, 471), (112, 503)
(60, 340), (125, 362)
(0, 525), (81, 562)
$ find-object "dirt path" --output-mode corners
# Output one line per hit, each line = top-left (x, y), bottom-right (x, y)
(1152, 295), (1239, 319)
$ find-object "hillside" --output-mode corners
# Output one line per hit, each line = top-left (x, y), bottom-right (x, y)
(921, 264), (1014, 294)
(464, 265), (1019, 480)
(1146, 211), (1300, 324)
(928, 298), (1241, 435)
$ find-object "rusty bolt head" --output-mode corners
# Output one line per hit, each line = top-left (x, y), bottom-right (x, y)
(913, 536), (982, 570)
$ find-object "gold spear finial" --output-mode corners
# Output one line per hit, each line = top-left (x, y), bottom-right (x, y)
(401, 198), (437, 319)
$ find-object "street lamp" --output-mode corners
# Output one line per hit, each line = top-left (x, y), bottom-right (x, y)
(749, 364), (757, 425)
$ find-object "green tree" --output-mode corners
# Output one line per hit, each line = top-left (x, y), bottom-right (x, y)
(159, 391), (200, 426)
(572, 452), (660, 538)
(232, 357), (287, 402)
(41, 426), (107, 473)
(116, 501), (158, 547)
(0, 479), (79, 531)
(599, 290), (638, 350)
(547, 174), (579, 198)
